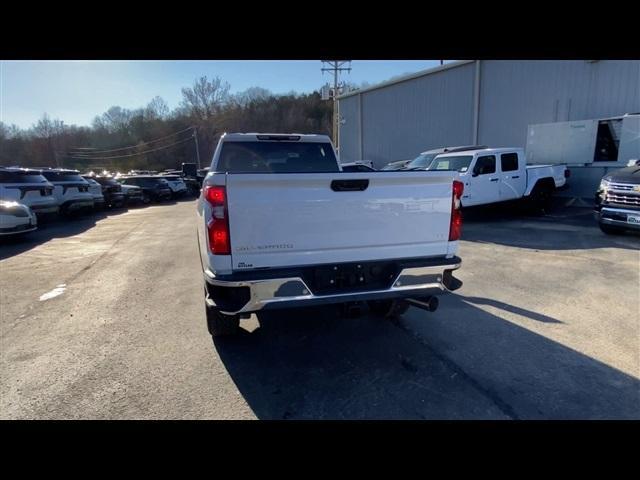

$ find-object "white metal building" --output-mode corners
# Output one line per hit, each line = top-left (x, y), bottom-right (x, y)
(337, 60), (640, 198)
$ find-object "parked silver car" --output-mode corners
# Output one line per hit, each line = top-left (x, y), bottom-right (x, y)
(0, 200), (37, 236)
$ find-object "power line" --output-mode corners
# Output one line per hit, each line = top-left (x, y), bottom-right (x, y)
(67, 126), (195, 156)
(321, 60), (351, 149)
(63, 136), (195, 160)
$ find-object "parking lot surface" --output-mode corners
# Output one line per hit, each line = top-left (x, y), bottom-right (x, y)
(1, 200), (638, 419)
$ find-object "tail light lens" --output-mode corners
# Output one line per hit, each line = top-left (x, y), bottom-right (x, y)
(564, 169), (571, 178)
(449, 180), (464, 241)
(204, 185), (231, 255)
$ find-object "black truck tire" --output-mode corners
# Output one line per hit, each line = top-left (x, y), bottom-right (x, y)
(599, 223), (625, 235)
(206, 304), (240, 337)
(527, 180), (555, 213)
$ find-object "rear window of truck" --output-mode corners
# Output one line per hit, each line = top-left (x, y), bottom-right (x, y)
(216, 141), (340, 173)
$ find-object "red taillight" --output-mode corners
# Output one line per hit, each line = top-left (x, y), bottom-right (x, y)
(205, 185), (225, 205)
(564, 169), (571, 178)
(449, 180), (464, 241)
(453, 180), (464, 200)
(208, 218), (230, 255)
(204, 185), (230, 255)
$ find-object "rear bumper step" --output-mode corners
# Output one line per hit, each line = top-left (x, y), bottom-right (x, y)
(205, 258), (462, 315)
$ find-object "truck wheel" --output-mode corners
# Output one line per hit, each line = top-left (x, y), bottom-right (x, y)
(599, 223), (625, 235)
(368, 299), (410, 318)
(206, 304), (240, 337)
(528, 183), (554, 213)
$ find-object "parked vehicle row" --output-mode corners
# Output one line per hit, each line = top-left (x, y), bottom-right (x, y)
(0, 166), (191, 238)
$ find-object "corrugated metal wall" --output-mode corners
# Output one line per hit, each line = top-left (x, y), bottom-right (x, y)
(338, 94), (360, 162)
(477, 60), (640, 147)
(339, 62), (476, 167)
(339, 60), (640, 169)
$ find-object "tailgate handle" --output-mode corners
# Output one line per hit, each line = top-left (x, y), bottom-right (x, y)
(331, 179), (369, 192)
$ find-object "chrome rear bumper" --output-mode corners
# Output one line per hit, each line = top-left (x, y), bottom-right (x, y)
(205, 262), (461, 315)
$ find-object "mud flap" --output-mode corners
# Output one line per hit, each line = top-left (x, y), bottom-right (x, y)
(443, 269), (463, 291)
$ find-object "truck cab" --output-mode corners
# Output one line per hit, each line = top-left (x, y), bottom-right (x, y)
(428, 148), (568, 208)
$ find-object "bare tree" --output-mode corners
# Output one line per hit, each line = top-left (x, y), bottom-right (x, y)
(180, 76), (230, 121)
(1, 78), (333, 170)
(145, 96), (170, 119)
(233, 87), (272, 107)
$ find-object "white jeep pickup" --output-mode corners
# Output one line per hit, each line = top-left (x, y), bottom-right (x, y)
(196, 133), (464, 337)
(427, 147), (569, 208)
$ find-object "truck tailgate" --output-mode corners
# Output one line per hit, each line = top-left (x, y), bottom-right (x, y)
(226, 171), (455, 270)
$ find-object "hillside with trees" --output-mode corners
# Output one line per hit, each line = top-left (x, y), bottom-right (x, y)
(0, 76), (336, 172)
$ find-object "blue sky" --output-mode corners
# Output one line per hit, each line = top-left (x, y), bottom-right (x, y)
(0, 60), (447, 129)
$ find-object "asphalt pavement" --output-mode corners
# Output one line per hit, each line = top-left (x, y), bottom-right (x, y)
(1, 200), (638, 419)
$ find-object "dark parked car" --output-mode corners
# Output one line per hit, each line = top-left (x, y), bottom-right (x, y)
(156, 175), (188, 198)
(119, 184), (145, 206)
(117, 176), (172, 204)
(341, 162), (376, 172)
(90, 176), (126, 208)
(381, 159), (412, 171)
(595, 159), (640, 234)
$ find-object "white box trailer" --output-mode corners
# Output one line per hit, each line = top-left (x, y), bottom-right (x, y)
(525, 114), (640, 198)
(526, 114), (639, 165)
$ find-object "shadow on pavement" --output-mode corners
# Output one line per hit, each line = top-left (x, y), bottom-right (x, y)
(0, 198), (197, 260)
(1, 207), (130, 260)
(212, 298), (639, 419)
(462, 202), (640, 250)
(461, 296), (563, 324)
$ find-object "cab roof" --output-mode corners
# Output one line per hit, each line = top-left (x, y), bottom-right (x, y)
(221, 133), (332, 143)
(435, 147), (523, 158)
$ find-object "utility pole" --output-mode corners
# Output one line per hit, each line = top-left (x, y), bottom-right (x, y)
(321, 60), (351, 149)
(193, 129), (201, 169)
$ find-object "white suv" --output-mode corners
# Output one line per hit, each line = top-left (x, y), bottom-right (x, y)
(0, 200), (37, 236)
(0, 167), (59, 216)
(38, 169), (94, 214)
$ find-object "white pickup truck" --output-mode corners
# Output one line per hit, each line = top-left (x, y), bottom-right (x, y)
(196, 133), (464, 337)
(427, 147), (569, 208)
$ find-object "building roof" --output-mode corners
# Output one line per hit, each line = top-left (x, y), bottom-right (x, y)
(337, 60), (476, 100)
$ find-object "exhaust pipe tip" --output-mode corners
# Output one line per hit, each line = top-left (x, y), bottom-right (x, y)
(407, 296), (439, 312)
